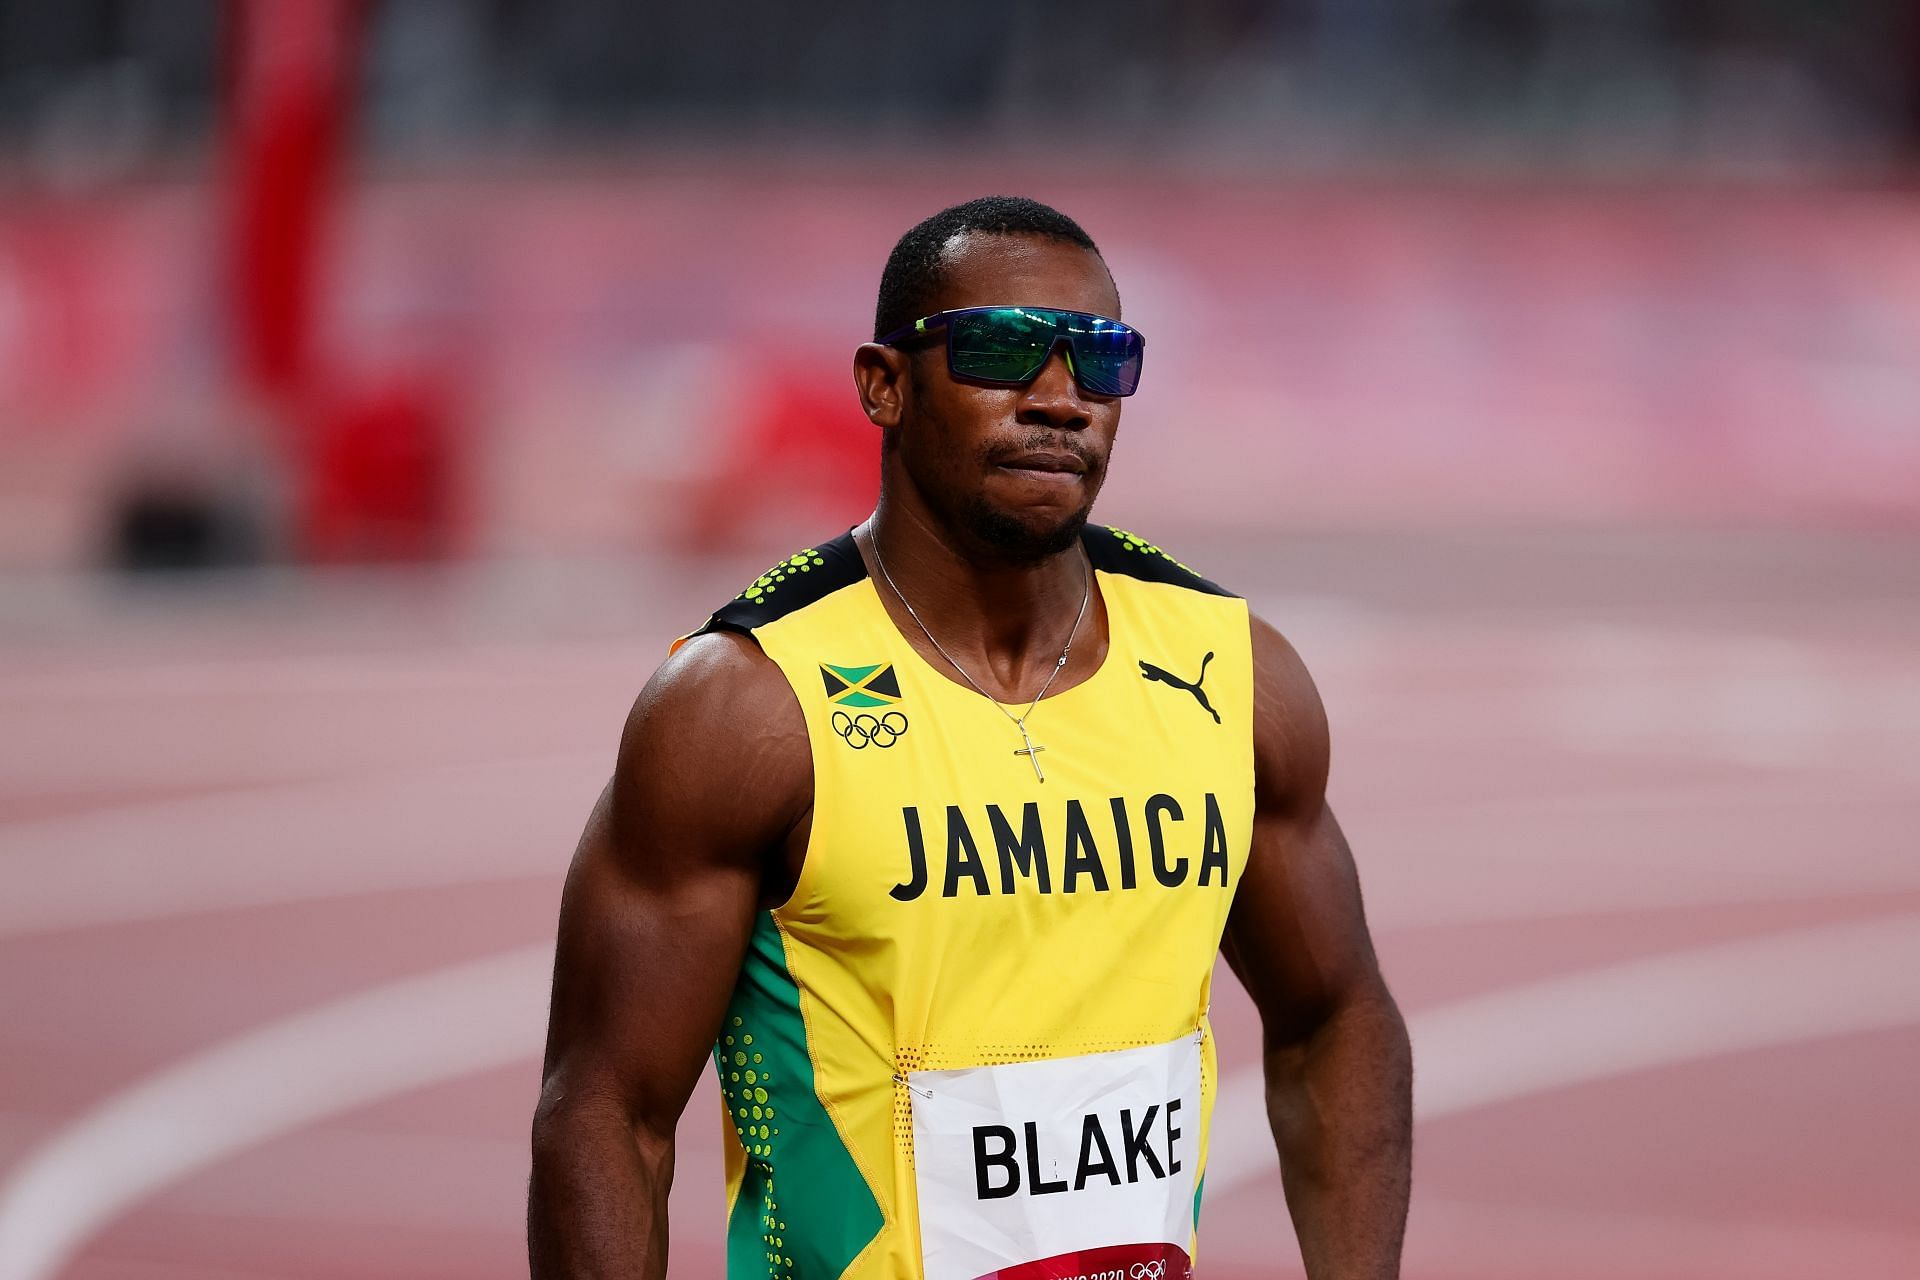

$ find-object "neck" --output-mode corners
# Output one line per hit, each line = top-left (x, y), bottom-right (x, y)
(862, 497), (1095, 695)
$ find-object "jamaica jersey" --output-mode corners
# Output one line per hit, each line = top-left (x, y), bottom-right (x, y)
(677, 524), (1254, 1280)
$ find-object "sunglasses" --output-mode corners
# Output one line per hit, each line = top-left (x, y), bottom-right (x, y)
(879, 306), (1145, 398)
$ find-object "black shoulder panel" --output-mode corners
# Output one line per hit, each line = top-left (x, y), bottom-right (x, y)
(1081, 524), (1237, 598)
(686, 529), (868, 641)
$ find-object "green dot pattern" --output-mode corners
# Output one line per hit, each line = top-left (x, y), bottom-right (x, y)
(717, 913), (881, 1278)
(1111, 527), (1206, 577)
(738, 549), (828, 604)
(719, 1020), (790, 1275)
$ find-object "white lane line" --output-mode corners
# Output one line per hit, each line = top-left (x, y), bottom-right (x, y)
(0, 1109), (528, 1232)
(0, 635), (658, 702)
(5, 915), (1919, 1279)
(1344, 787), (1920, 930)
(7, 763), (1911, 940)
(0, 688), (628, 798)
(0, 754), (604, 940)
(0, 944), (554, 1280)
(1203, 912), (1920, 1193)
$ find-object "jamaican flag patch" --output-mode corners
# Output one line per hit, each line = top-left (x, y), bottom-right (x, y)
(821, 663), (901, 708)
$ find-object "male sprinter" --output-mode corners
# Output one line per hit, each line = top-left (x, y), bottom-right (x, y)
(529, 197), (1411, 1279)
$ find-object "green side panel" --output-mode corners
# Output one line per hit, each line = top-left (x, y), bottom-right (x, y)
(833, 691), (892, 708)
(719, 912), (883, 1279)
(1193, 1171), (1206, 1230)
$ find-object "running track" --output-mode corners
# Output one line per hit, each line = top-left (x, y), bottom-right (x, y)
(1, 526), (1915, 1279)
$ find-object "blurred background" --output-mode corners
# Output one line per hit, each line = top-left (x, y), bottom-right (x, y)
(1, 1), (1917, 1277)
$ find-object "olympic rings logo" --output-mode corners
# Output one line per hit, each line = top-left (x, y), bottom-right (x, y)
(1130, 1263), (1167, 1280)
(832, 709), (908, 749)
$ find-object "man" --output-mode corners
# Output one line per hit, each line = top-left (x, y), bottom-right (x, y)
(529, 196), (1411, 1279)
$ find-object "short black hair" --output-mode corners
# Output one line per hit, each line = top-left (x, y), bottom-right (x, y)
(873, 196), (1104, 342)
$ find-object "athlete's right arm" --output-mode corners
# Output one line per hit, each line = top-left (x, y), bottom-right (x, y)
(528, 631), (811, 1279)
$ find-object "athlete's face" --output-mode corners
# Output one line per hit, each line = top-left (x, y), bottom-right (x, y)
(856, 233), (1125, 565)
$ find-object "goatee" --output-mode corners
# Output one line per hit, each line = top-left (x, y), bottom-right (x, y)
(960, 497), (1091, 567)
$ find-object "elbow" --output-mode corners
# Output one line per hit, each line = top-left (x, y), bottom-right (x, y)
(1260, 979), (1412, 1160)
(1263, 975), (1410, 1086)
(1348, 977), (1409, 1047)
(529, 1075), (674, 1172)
(529, 1092), (585, 1178)
(1326, 976), (1410, 1073)
(530, 1072), (607, 1163)
(528, 1092), (572, 1161)
(1327, 973), (1406, 1045)
(529, 1067), (579, 1149)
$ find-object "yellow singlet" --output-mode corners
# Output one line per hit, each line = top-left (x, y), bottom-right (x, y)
(676, 524), (1253, 1280)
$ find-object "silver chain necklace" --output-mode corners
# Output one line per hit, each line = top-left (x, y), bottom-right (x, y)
(868, 528), (1090, 783)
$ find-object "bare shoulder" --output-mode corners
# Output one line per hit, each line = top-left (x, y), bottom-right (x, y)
(622, 629), (803, 744)
(1248, 613), (1331, 816)
(605, 629), (812, 876)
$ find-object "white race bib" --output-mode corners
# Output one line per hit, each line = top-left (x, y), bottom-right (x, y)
(908, 1033), (1202, 1280)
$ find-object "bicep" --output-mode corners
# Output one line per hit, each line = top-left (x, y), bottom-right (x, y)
(1223, 801), (1381, 1047)
(537, 634), (808, 1136)
(1222, 616), (1385, 1046)
(538, 784), (762, 1132)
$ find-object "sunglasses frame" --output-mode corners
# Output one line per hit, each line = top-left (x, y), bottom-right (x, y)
(877, 305), (1145, 398)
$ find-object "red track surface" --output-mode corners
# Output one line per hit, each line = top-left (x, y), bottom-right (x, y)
(1, 527), (1915, 1279)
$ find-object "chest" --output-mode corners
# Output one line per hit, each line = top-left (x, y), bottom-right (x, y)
(759, 574), (1255, 1049)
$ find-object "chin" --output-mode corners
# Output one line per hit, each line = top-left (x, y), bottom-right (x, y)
(963, 498), (1092, 566)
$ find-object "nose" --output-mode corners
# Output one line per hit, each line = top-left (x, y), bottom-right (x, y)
(1014, 338), (1094, 431)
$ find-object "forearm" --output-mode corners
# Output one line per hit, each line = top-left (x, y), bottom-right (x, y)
(528, 1096), (673, 1280)
(1265, 985), (1413, 1280)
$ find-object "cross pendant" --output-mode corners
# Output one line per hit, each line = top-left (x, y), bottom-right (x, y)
(1012, 722), (1047, 783)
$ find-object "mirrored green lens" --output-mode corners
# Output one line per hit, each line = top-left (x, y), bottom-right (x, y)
(1067, 322), (1144, 396)
(948, 309), (1054, 383)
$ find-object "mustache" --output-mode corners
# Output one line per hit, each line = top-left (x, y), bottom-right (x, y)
(986, 434), (1102, 470)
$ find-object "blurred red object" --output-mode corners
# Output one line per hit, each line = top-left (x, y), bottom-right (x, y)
(300, 373), (460, 562)
(682, 362), (875, 550)
(224, 0), (465, 563)
(225, 0), (361, 402)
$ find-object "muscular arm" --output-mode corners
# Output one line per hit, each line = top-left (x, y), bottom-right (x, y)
(1221, 617), (1412, 1279)
(528, 632), (810, 1279)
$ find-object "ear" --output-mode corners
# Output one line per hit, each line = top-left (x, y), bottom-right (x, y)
(852, 342), (912, 431)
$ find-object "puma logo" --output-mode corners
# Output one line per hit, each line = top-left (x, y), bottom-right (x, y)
(1139, 652), (1220, 724)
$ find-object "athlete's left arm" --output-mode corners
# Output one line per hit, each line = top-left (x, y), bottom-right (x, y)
(1220, 615), (1412, 1280)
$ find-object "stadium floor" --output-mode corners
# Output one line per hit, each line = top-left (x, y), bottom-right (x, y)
(0, 524), (1915, 1279)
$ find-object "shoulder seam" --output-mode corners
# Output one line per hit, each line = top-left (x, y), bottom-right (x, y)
(1082, 524), (1237, 598)
(683, 530), (868, 644)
